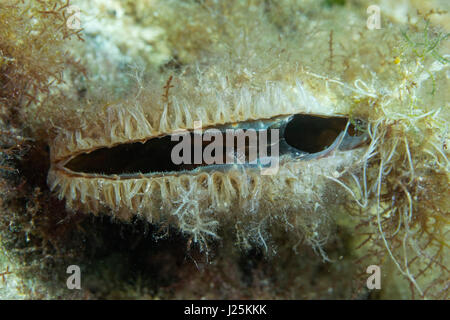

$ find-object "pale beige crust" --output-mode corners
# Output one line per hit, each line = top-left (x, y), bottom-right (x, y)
(48, 150), (363, 242)
(48, 79), (361, 244)
(49, 81), (347, 162)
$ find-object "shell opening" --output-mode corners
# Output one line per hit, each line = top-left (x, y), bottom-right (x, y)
(63, 114), (368, 176)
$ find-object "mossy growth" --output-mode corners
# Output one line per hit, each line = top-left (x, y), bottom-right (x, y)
(323, 0), (346, 7)
(0, 0), (85, 298)
(0, 0), (448, 299)
(0, 0), (84, 123)
(324, 15), (449, 299)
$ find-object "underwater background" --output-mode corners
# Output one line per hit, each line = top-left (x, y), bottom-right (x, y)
(0, 0), (448, 299)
